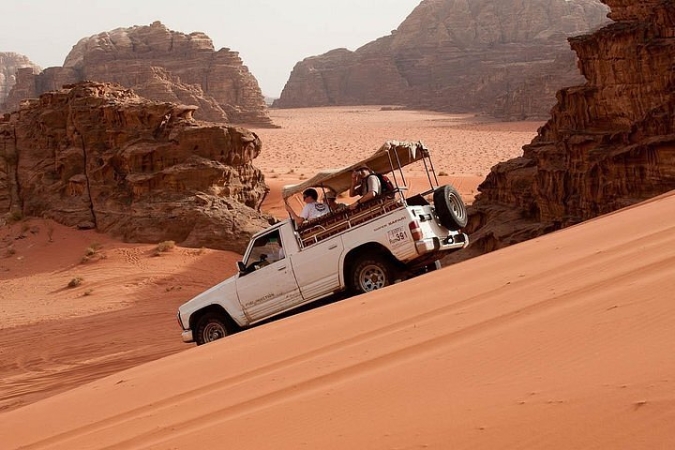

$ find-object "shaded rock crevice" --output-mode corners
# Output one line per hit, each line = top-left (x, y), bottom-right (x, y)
(76, 129), (98, 229)
(2, 126), (23, 215)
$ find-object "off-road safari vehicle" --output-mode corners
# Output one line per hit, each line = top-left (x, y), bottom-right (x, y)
(177, 141), (469, 344)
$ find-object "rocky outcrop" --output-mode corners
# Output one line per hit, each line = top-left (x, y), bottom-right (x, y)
(0, 53), (41, 106)
(1, 22), (274, 127)
(461, 0), (675, 257)
(274, 0), (610, 120)
(0, 82), (272, 252)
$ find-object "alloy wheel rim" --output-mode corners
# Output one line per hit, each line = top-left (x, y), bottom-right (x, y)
(360, 264), (387, 291)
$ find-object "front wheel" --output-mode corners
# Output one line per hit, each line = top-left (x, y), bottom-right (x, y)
(349, 255), (395, 295)
(195, 313), (230, 345)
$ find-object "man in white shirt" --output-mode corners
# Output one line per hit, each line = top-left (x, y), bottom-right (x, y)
(285, 188), (329, 226)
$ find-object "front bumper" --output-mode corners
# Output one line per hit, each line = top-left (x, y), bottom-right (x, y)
(181, 329), (194, 343)
(415, 232), (469, 254)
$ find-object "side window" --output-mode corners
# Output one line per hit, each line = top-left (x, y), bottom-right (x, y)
(245, 230), (284, 267)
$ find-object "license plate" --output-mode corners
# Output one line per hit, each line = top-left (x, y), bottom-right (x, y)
(388, 227), (408, 247)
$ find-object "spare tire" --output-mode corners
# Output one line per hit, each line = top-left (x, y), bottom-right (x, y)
(433, 184), (468, 230)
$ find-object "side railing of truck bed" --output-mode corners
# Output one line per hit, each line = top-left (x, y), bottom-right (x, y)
(297, 193), (404, 247)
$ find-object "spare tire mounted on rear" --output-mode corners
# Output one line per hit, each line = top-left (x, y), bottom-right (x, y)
(433, 184), (468, 230)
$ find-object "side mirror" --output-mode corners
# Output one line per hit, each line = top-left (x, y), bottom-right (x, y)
(237, 261), (246, 273)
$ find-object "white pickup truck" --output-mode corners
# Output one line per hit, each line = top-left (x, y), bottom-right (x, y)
(177, 141), (469, 345)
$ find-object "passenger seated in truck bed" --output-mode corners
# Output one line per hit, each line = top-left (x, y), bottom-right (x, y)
(348, 166), (382, 210)
(324, 190), (347, 212)
(285, 188), (329, 226)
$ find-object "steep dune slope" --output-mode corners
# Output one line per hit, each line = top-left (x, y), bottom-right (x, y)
(2, 192), (675, 449)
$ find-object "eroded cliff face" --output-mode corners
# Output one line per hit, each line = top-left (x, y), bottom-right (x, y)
(0, 82), (272, 252)
(274, 0), (610, 120)
(462, 0), (675, 257)
(1, 22), (274, 127)
(0, 53), (41, 106)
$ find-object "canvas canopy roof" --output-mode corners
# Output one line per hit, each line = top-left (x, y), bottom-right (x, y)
(282, 141), (429, 200)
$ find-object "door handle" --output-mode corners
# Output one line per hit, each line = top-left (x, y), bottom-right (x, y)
(277, 266), (286, 271)
(329, 245), (338, 250)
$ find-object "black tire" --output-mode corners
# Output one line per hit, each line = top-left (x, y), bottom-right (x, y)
(433, 184), (468, 230)
(349, 254), (395, 294)
(195, 312), (230, 345)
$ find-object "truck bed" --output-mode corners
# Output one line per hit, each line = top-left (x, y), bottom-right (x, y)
(297, 194), (404, 247)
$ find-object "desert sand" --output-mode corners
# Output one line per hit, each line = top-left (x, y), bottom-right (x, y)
(2, 107), (674, 449)
(256, 107), (537, 219)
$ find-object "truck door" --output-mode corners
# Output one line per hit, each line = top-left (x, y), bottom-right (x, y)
(236, 230), (302, 322)
(292, 237), (345, 300)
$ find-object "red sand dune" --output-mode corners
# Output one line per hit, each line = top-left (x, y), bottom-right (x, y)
(0, 220), (243, 412)
(2, 190), (674, 449)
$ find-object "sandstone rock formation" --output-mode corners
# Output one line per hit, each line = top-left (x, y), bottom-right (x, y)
(1, 22), (274, 127)
(274, 0), (610, 120)
(461, 0), (675, 257)
(0, 82), (272, 252)
(0, 53), (41, 106)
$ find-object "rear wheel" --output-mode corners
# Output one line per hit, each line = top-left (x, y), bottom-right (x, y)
(433, 184), (467, 230)
(195, 313), (230, 345)
(349, 255), (395, 294)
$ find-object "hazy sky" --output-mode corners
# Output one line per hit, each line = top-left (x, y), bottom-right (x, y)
(1, 0), (421, 97)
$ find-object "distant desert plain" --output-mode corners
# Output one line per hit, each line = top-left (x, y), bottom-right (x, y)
(2, 106), (674, 449)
